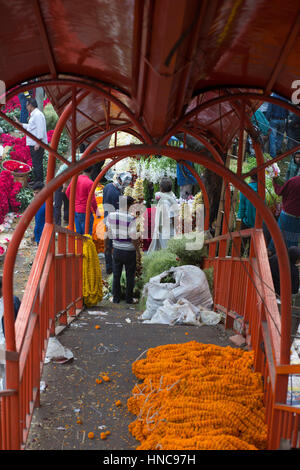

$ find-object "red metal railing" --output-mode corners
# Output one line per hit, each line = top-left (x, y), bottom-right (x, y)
(0, 223), (85, 449)
(203, 228), (300, 449)
(1, 224), (299, 449)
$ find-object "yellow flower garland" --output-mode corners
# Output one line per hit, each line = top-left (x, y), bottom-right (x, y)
(82, 235), (103, 307)
(127, 341), (267, 450)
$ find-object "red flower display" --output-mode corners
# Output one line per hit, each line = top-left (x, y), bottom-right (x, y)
(0, 170), (21, 223)
(0, 134), (32, 166)
(43, 97), (51, 107)
(2, 96), (21, 113)
(47, 130), (54, 143)
(3, 160), (31, 174)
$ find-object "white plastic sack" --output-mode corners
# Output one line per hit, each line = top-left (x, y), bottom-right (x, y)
(45, 337), (74, 364)
(143, 298), (221, 326)
(140, 265), (213, 321)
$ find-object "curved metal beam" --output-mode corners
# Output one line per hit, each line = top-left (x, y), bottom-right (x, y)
(3, 144), (291, 367)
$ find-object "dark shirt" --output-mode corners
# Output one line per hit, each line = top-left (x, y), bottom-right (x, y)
(103, 183), (121, 219)
(266, 94), (289, 121)
(269, 255), (299, 296)
(176, 162), (197, 186)
(34, 202), (46, 244)
(273, 175), (300, 216)
(1, 295), (20, 337)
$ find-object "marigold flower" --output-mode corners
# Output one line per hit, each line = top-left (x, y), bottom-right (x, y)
(127, 341), (267, 450)
(88, 432), (95, 439)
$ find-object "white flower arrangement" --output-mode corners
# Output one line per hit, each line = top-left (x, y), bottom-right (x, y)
(265, 162), (280, 179)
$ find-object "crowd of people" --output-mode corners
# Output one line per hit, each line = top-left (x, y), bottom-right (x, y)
(1, 93), (300, 342)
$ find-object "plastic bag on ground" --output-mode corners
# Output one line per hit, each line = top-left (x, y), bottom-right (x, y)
(140, 265), (213, 322)
(143, 298), (221, 326)
(45, 337), (74, 364)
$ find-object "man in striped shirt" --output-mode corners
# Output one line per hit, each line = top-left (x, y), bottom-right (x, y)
(106, 196), (140, 304)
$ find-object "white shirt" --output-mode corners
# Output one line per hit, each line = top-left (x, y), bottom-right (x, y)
(22, 107), (47, 146)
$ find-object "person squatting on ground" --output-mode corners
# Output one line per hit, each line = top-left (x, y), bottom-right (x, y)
(65, 166), (100, 235)
(15, 97), (47, 184)
(106, 196), (140, 304)
(103, 172), (132, 274)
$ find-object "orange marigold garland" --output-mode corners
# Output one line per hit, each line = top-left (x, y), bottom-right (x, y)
(127, 341), (267, 450)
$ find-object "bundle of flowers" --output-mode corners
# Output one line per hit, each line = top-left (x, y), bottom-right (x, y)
(128, 341), (267, 450)
(8, 180), (22, 212)
(139, 156), (177, 184)
(47, 129), (54, 143)
(0, 134), (32, 166)
(0, 244), (7, 258)
(0, 170), (22, 223)
(3, 160), (31, 173)
(0, 133), (16, 147)
(43, 97), (51, 107)
(9, 139), (32, 166)
(2, 96), (21, 113)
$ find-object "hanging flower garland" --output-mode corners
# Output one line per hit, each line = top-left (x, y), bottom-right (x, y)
(127, 341), (267, 450)
(82, 234), (103, 307)
(132, 177), (145, 279)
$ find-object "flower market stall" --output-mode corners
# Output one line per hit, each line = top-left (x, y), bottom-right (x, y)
(1, 0), (300, 452)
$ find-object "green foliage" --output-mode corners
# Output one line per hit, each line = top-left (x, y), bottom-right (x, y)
(141, 250), (181, 286)
(107, 272), (141, 299)
(43, 103), (58, 131)
(203, 267), (214, 297)
(58, 129), (70, 156)
(166, 235), (207, 265)
(16, 186), (34, 212)
(0, 109), (21, 133)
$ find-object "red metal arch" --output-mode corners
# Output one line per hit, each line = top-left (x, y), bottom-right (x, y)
(3, 144), (291, 365)
(2, 77), (153, 144)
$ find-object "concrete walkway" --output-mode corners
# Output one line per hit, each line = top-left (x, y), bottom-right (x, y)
(25, 298), (234, 451)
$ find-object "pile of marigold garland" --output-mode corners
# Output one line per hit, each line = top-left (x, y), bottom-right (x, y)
(127, 341), (267, 450)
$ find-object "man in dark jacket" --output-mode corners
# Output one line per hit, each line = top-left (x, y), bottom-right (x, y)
(266, 93), (289, 158)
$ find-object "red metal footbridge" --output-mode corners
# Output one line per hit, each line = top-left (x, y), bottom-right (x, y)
(0, 0), (300, 449)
